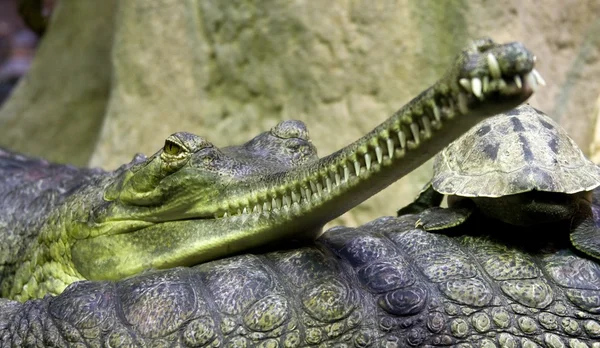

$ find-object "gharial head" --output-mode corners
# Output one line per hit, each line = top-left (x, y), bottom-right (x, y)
(104, 120), (318, 218)
(432, 105), (600, 226)
(70, 120), (322, 280)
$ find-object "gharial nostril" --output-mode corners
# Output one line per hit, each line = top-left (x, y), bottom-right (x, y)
(271, 120), (310, 140)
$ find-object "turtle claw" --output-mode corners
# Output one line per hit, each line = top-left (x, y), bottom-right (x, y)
(400, 183), (472, 231)
(415, 206), (472, 231)
(570, 212), (600, 261)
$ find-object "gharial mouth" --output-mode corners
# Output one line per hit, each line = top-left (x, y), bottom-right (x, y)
(460, 50), (544, 97)
(205, 72), (545, 222)
(458, 66), (544, 103)
(97, 71), (545, 241)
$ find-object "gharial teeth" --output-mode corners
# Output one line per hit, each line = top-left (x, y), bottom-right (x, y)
(398, 131), (407, 149)
(326, 177), (333, 192)
(459, 78), (471, 91)
(514, 75), (522, 89)
(291, 191), (300, 204)
(471, 77), (483, 98)
(486, 53), (502, 79)
(316, 182), (324, 196)
(386, 139), (394, 159)
(223, 211), (229, 218)
(354, 161), (361, 176)
(283, 195), (291, 207)
(432, 102), (441, 123)
(365, 153), (372, 170)
(410, 123), (420, 145)
(375, 146), (383, 164)
(309, 181), (317, 193)
(334, 172), (341, 186)
(532, 69), (546, 86)
(422, 116), (432, 138)
(525, 72), (538, 92)
(343, 165), (350, 182)
(482, 76), (489, 93)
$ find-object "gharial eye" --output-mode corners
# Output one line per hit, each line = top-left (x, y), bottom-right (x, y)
(163, 140), (183, 156)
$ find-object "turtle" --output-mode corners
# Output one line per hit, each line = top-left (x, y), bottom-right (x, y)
(398, 104), (600, 260)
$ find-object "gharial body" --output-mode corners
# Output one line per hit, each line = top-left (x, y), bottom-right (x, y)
(0, 38), (540, 302)
(2, 206), (600, 347)
(4, 38), (596, 347)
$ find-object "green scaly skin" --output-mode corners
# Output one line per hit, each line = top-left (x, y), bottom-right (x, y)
(2, 38), (539, 301)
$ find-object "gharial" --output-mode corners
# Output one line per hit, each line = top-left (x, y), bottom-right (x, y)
(1, 39), (599, 347)
(398, 104), (600, 261)
(0, 38), (542, 302)
(2, 185), (600, 346)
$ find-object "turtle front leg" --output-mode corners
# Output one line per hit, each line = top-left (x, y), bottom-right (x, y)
(570, 202), (600, 261)
(415, 201), (475, 231)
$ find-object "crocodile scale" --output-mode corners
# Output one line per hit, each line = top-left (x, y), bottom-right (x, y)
(2, 213), (599, 347)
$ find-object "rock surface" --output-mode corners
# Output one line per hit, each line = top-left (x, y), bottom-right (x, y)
(1, 0), (599, 227)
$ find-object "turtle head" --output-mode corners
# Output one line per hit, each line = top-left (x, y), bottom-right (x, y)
(466, 191), (592, 226)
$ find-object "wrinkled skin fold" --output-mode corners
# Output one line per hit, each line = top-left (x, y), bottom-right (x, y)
(1, 38), (541, 301)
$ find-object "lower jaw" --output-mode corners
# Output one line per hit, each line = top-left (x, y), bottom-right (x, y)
(72, 210), (324, 281)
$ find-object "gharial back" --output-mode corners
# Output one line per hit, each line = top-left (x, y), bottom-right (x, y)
(432, 105), (600, 197)
(0, 148), (108, 292)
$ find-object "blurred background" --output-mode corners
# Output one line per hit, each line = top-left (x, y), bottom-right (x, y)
(0, 0), (40, 104)
(0, 0), (599, 229)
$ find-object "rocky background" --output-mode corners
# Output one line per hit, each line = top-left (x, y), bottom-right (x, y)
(1, 0), (599, 229)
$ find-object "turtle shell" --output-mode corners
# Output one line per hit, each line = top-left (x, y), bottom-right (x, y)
(432, 105), (600, 197)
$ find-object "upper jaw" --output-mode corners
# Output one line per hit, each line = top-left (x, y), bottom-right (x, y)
(451, 40), (542, 116)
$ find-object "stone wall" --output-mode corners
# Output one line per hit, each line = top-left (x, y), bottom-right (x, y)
(1, 0), (599, 227)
